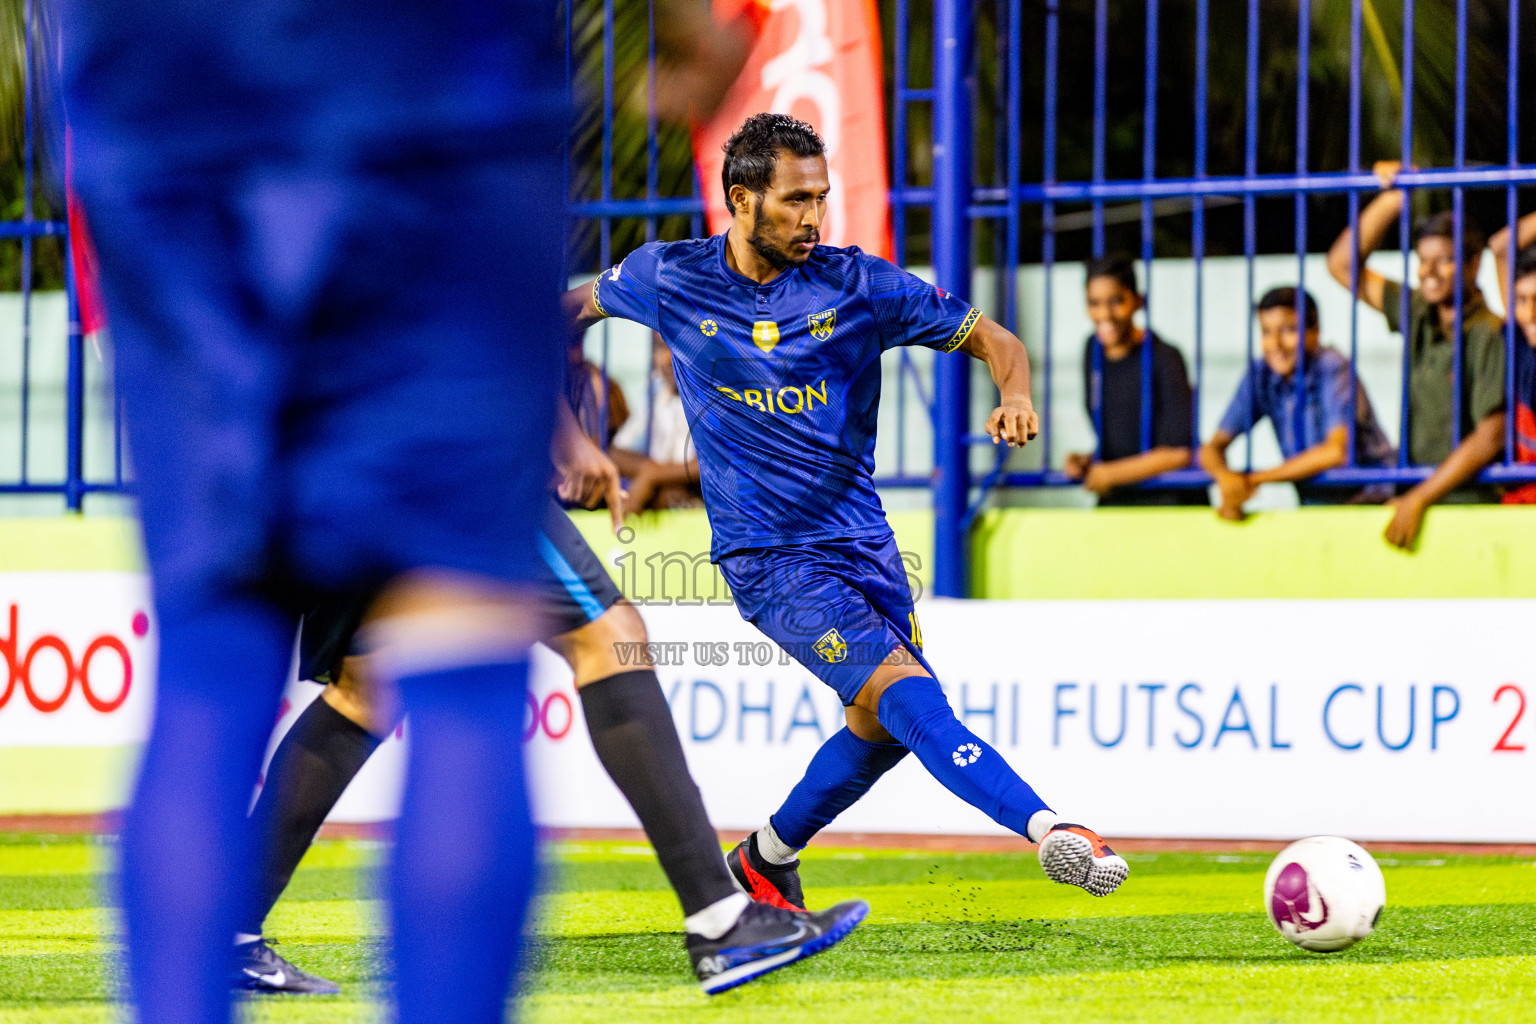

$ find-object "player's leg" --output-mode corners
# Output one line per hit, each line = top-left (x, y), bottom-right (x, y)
(235, 655), (386, 994)
(119, 595), (297, 1024)
(855, 660), (1127, 896)
(727, 539), (911, 901)
(359, 576), (540, 1024)
(66, 147), (316, 1024)
(724, 538), (1126, 898)
(729, 704), (906, 910)
(538, 507), (866, 992)
(548, 602), (746, 924)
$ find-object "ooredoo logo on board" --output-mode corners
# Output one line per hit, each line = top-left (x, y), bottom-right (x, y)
(0, 603), (145, 714)
(0, 572), (155, 746)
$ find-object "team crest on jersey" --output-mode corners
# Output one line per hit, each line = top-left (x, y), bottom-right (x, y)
(814, 627), (848, 664)
(807, 308), (837, 341)
(752, 320), (780, 353)
(700, 319), (719, 336)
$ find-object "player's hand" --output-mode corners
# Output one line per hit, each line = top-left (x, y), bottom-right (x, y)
(551, 425), (627, 535)
(986, 400), (1038, 448)
(1062, 452), (1092, 480)
(1383, 493), (1426, 550)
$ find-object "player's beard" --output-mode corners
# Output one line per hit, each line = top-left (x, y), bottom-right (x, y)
(749, 202), (816, 270)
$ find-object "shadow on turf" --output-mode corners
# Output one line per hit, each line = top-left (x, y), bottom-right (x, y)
(524, 904), (1536, 994)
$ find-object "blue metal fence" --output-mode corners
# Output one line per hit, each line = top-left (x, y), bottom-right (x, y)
(2, 0), (90, 510)
(911, 0), (1535, 593)
(6, 1), (1535, 597)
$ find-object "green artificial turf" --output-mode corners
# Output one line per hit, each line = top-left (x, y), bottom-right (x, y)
(1, 833), (1533, 1023)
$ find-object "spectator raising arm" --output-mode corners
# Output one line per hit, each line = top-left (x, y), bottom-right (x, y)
(1327, 161), (1407, 314)
(1384, 412), (1507, 549)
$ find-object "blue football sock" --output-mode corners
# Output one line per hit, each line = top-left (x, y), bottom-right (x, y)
(389, 658), (536, 1024)
(119, 594), (295, 1024)
(769, 727), (908, 849)
(876, 676), (1051, 837)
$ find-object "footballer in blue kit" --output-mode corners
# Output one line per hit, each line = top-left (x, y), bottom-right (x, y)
(568, 113), (1128, 910)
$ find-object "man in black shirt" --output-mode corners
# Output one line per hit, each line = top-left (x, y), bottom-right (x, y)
(1063, 257), (1202, 506)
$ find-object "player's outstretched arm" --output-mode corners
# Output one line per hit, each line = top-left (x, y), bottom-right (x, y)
(563, 282), (607, 335)
(958, 315), (1039, 448)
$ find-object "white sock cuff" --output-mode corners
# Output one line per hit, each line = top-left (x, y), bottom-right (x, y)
(1026, 809), (1059, 844)
(756, 822), (800, 865)
(684, 892), (751, 939)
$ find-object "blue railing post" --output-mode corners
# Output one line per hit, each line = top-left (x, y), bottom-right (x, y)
(64, 237), (84, 512)
(931, 0), (973, 598)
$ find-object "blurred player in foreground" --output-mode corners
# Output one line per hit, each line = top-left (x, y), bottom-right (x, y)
(235, 413), (866, 997)
(567, 113), (1128, 916)
(59, 1), (750, 1021)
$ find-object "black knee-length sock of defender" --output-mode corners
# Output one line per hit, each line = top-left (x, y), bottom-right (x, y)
(579, 670), (740, 916)
(241, 696), (383, 938)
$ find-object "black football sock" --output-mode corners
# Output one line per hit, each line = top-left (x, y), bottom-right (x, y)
(580, 670), (739, 917)
(239, 696), (383, 936)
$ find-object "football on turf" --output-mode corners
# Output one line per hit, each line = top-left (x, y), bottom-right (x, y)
(1264, 836), (1386, 952)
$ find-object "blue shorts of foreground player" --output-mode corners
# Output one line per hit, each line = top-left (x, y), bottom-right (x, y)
(73, 146), (563, 616)
(719, 530), (930, 704)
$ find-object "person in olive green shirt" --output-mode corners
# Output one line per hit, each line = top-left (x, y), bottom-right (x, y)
(1326, 161), (1507, 549)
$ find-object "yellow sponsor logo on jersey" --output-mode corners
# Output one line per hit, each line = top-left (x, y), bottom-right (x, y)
(807, 308), (837, 341)
(814, 628), (848, 664)
(714, 379), (830, 415)
(752, 320), (780, 353)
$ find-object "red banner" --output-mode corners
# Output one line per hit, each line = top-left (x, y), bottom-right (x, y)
(691, 0), (890, 260)
(65, 131), (107, 336)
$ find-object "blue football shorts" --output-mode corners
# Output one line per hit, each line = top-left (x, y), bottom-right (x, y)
(718, 530), (931, 705)
(297, 498), (624, 684)
(76, 144), (565, 618)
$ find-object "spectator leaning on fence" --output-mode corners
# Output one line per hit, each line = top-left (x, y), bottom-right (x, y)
(610, 332), (704, 511)
(1488, 209), (1536, 504)
(1199, 287), (1395, 520)
(1326, 161), (1507, 549)
(1063, 256), (1201, 506)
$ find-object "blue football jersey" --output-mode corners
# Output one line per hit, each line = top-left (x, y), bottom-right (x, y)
(594, 234), (980, 559)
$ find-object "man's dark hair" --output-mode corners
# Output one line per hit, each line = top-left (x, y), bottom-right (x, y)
(720, 113), (825, 215)
(1515, 242), (1536, 282)
(1415, 210), (1487, 262)
(1084, 256), (1139, 295)
(1256, 286), (1320, 330)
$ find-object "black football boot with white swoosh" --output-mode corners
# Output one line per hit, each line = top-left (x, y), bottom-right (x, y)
(686, 898), (869, 995)
(231, 938), (340, 995)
